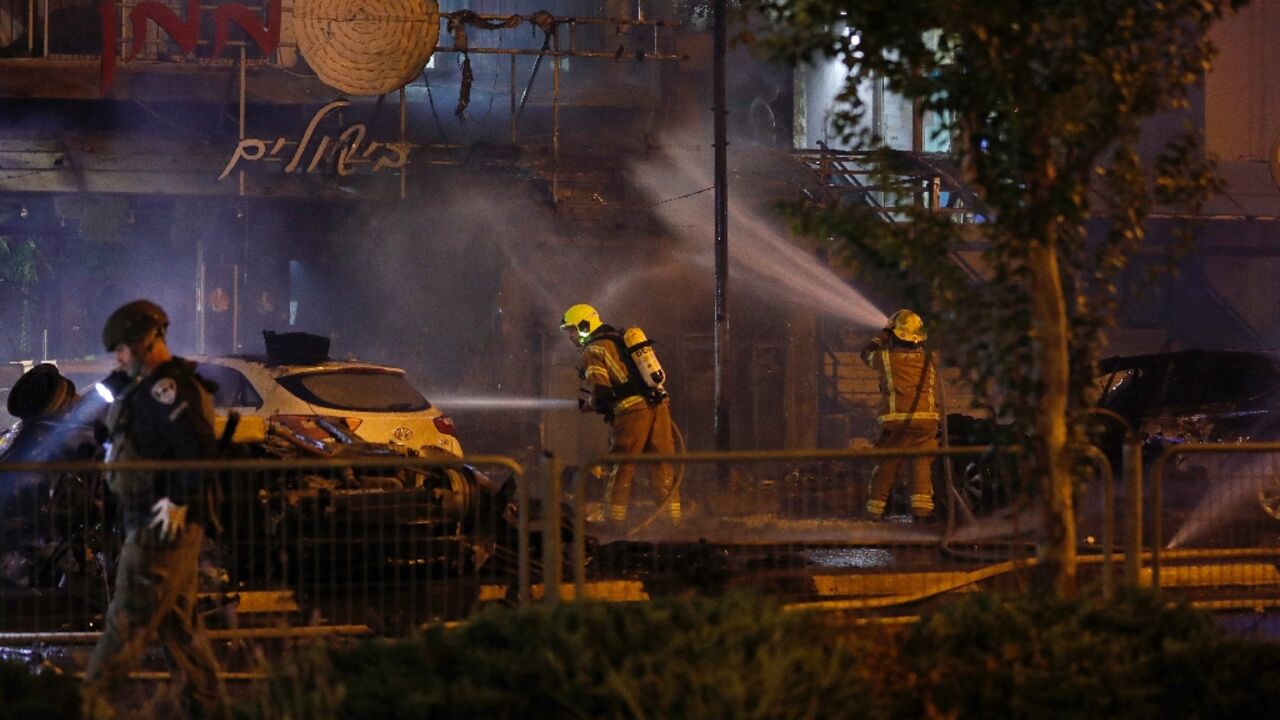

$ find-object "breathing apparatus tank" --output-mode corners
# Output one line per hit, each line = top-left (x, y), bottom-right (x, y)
(622, 327), (667, 400)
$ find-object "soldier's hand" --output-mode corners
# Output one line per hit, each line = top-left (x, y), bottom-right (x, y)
(149, 497), (188, 541)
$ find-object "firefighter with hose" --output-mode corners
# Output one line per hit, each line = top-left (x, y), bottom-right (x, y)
(561, 304), (682, 532)
(861, 309), (940, 524)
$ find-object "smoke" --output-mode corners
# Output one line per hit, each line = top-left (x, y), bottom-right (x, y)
(630, 130), (888, 330)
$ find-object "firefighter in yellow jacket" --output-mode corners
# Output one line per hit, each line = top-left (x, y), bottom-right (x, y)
(861, 309), (940, 523)
(561, 304), (679, 527)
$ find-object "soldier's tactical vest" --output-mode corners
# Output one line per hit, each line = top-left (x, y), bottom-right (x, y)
(104, 365), (216, 533)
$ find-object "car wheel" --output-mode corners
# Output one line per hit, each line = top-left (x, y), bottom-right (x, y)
(949, 461), (988, 517)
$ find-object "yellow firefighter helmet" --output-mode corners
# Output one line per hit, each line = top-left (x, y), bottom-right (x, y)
(560, 303), (603, 342)
(887, 309), (927, 343)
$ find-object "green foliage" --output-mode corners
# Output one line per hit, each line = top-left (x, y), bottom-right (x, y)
(753, 0), (1242, 441)
(250, 594), (876, 720)
(242, 643), (345, 720)
(0, 237), (40, 285)
(885, 587), (1280, 719)
(0, 661), (80, 720)
(245, 592), (1280, 719)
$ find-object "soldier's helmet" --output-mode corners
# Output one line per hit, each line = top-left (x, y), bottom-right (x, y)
(102, 300), (169, 352)
(886, 309), (927, 343)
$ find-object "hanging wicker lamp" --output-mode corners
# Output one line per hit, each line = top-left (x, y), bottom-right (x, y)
(293, 0), (440, 96)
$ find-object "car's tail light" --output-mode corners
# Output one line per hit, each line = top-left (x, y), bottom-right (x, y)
(433, 416), (457, 436)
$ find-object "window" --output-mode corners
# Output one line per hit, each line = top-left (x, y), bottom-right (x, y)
(195, 363), (264, 409)
(276, 371), (430, 412)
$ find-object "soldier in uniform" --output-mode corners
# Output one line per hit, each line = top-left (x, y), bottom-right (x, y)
(82, 300), (229, 720)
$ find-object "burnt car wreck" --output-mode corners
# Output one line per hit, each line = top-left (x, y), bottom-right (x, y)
(1096, 349), (1280, 541)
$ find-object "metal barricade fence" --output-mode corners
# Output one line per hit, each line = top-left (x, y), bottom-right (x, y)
(0, 454), (527, 647)
(1148, 443), (1280, 608)
(554, 445), (1122, 616)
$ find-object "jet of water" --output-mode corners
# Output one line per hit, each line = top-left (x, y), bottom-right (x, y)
(633, 140), (888, 329)
(1166, 454), (1276, 549)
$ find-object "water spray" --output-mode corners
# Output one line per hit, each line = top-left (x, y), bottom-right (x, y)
(633, 138), (889, 330)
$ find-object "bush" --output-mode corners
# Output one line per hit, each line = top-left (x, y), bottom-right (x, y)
(251, 594), (877, 720)
(0, 660), (80, 720)
(884, 587), (1280, 719)
(246, 589), (1280, 720)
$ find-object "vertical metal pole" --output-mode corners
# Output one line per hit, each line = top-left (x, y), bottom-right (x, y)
(1102, 447), (1115, 600)
(27, 0), (33, 54)
(1151, 452), (1162, 592)
(238, 46), (246, 197)
(517, 466), (531, 608)
(871, 76), (884, 143)
(573, 467), (586, 600)
(196, 237), (206, 354)
(792, 64), (806, 149)
(1123, 439), (1143, 586)
(399, 87), (407, 199)
(552, 32), (561, 207)
(42, 0), (48, 57)
(509, 55), (517, 143)
(231, 263), (239, 353)
(936, 354), (953, 534)
(713, 0), (730, 454)
(912, 96), (924, 152)
(543, 452), (562, 605)
(237, 47), (248, 355)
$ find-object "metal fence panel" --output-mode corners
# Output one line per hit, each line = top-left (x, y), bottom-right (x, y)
(1149, 443), (1280, 606)
(560, 446), (1046, 617)
(0, 455), (525, 643)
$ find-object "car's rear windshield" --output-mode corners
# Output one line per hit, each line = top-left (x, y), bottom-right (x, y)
(277, 371), (431, 412)
(195, 363), (265, 409)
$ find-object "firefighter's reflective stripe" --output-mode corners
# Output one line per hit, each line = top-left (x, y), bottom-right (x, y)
(909, 493), (934, 514)
(881, 350), (896, 416)
(585, 344), (627, 384)
(875, 349), (937, 424)
(866, 421), (937, 518)
(879, 411), (941, 423)
(585, 339), (648, 414)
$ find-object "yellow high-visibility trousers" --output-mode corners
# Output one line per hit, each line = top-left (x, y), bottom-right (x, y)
(605, 400), (679, 523)
(866, 420), (938, 519)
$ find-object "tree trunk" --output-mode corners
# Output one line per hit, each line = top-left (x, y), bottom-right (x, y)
(1027, 239), (1077, 596)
